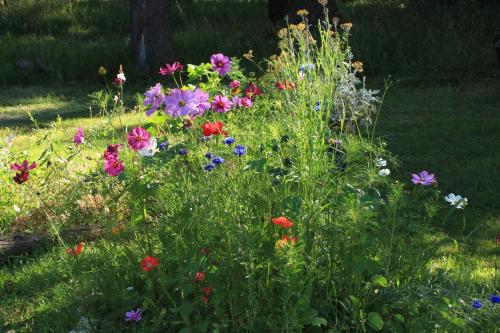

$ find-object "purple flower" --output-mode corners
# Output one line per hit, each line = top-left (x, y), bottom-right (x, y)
(231, 96), (240, 108)
(203, 163), (216, 172)
(125, 308), (142, 322)
(472, 300), (483, 309)
(411, 171), (436, 186)
(233, 145), (246, 156)
(73, 128), (85, 145)
(223, 137), (236, 145)
(212, 156), (224, 165)
(159, 141), (169, 151)
(164, 89), (198, 117)
(315, 102), (321, 111)
(490, 295), (500, 304)
(210, 53), (231, 76)
(144, 83), (165, 116)
(179, 148), (188, 156)
(104, 156), (124, 177)
(211, 95), (232, 113)
(205, 152), (214, 159)
(192, 88), (211, 117)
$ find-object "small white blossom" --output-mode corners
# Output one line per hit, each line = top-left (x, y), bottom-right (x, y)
(13, 205), (21, 213)
(375, 158), (387, 167)
(126, 286), (134, 291)
(378, 168), (390, 177)
(117, 73), (126, 82)
(138, 137), (157, 157)
(444, 193), (468, 209)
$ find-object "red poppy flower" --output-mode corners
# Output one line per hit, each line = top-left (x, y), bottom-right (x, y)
(201, 121), (226, 137)
(140, 256), (159, 272)
(272, 216), (294, 228)
(282, 235), (297, 244)
(244, 82), (262, 98)
(194, 272), (205, 282)
(201, 287), (213, 295)
(66, 242), (85, 256)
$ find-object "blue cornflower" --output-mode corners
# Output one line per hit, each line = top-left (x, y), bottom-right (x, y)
(315, 102), (321, 111)
(223, 137), (236, 145)
(233, 145), (246, 156)
(179, 148), (188, 156)
(472, 300), (483, 309)
(205, 152), (214, 159)
(159, 141), (169, 151)
(203, 163), (215, 172)
(212, 156), (224, 165)
(490, 295), (500, 304)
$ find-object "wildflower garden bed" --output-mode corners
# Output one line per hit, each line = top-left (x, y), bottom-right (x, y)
(1, 11), (499, 333)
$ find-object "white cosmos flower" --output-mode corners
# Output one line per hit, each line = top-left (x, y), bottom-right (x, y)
(375, 158), (387, 167)
(444, 193), (468, 209)
(126, 286), (134, 291)
(378, 168), (390, 176)
(138, 137), (157, 157)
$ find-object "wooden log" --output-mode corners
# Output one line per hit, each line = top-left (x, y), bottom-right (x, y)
(0, 225), (104, 259)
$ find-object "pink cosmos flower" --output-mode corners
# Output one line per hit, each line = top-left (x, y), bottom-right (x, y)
(159, 62), (183, 76)
(125, 309), (142, 322)
(73, 128), (85, 145)
(104, 156), (124, 177)
(210, 53), (231, 76)
(127, 127), (151, 151)
(229, 80), (240, 89)
(238, 96), (253, 108)
(164, 89), (198, 117)
(211, 95), (232, 113)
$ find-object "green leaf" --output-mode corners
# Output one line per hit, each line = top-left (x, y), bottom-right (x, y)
(371, 275), (389, 287)
(367, 312), (384, 331)
(177, 301), (193, 322)
(349, 295), (361, 308)
(393, 314), (404, 323)
(310, 317), (327, 327)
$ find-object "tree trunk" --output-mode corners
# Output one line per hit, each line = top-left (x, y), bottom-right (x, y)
(0, 225), (104, 260)
(268, 0), (341, 25)
(130, 0), (173, 71)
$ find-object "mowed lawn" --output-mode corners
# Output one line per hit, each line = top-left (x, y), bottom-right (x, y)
(1, 79), (499, 252)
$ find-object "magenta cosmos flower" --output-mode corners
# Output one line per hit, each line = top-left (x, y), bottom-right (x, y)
(210, 53), (231, 76)
(73, 128), (85, 145)
(164, 88), (198, 117)
(104, 156), (124, 177)
(159, 62), (183, 76)
(103, 144), (122, 160)
(411, 171), (437, 186)
(144, 83), (165, 116)
(229, 80), (240, 89)
(10, 160), (37, 173)
(238, 96), (253, 108)
(125, 308), (142, 322)
(127, 127), (151, 151)
(211, 95), (232, 113)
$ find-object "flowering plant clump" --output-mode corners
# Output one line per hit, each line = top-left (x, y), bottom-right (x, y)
(2, 7), (496, 333)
